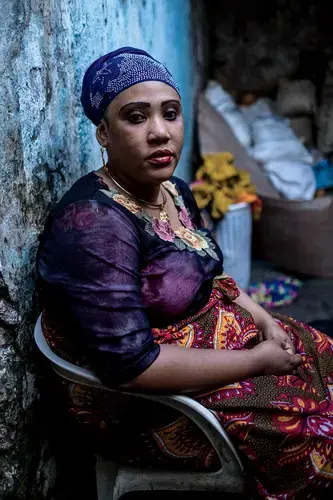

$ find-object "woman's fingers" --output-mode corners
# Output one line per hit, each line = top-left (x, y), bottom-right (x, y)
(280, 337), (296, 355)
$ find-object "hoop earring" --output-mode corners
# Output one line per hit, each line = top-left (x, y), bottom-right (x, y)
(100, 146), (107, 169)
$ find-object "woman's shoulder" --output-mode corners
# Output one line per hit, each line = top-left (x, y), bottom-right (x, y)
(51, 172), (137, 222)
(51, 171), (107, 217)
(40, 197), (140, 256)
(44, 172), (139, 240)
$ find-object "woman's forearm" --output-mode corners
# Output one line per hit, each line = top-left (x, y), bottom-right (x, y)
(124, 344), (261, 393)
(125, 275), (279, 394)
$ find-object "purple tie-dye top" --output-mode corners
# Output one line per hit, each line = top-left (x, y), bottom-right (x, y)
(37, 172), (223, 386)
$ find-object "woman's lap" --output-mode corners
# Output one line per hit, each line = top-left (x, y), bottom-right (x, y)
(151, 286), (333, 498)
(195, 313), (333, 498)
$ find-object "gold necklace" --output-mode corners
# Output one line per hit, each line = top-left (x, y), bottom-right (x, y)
(104, 165), (170, 222)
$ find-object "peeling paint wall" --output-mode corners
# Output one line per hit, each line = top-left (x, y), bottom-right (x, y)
(0, 0), (197, 497)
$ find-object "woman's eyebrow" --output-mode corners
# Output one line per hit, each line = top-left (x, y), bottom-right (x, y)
(119, 102), (150, 113)
(119, 99), (181, 113)
(161, 99), (181, 106)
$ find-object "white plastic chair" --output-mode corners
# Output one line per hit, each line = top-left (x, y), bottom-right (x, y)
(34, 314), (245, 499)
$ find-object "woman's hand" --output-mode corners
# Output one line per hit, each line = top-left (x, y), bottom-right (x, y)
(252, 340), (303, 376)
(260, 319), (295, 355)
(231, 277), (295, 356)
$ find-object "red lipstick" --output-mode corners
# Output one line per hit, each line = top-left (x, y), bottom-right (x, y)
(147, 149), (174, 166)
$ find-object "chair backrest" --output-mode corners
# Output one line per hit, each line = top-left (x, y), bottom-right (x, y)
(34, 314), (106, 389)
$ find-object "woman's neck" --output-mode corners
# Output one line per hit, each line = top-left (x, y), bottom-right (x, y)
(97, 166), (162, 204)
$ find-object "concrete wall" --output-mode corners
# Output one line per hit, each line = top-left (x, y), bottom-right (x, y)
(0, 0), (197, 497)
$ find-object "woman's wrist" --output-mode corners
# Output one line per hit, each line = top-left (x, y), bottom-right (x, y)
(246, 347), (266, 377)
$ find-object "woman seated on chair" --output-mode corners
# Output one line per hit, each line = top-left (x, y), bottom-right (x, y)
(37, 47), (333, 499)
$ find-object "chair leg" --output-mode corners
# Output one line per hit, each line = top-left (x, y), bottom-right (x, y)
(95, 456), (118, 500)
(113, 465), (245, 499)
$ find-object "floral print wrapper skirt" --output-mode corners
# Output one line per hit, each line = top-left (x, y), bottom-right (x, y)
(43, 277), (333, 499)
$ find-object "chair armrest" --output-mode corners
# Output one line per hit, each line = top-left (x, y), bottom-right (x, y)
(35, 314), (243, 474)
(151, 394), (243, 473)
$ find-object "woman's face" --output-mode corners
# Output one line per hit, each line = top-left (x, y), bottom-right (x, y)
(96, 81), (184, 185)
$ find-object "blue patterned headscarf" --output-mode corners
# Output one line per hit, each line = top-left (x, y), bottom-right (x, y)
(81, 47), (180, 125)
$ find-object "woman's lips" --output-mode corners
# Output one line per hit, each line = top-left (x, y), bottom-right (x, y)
(147, 150), (174, 166)
(148, 156), (173, 166)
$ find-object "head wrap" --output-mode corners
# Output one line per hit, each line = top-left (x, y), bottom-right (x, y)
(81, 46), (180, 125)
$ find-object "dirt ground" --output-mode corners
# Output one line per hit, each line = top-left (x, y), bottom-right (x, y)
(251, 259), (333, 325)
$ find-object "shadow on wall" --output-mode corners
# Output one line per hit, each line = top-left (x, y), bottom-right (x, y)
(0, 0), (200, 498)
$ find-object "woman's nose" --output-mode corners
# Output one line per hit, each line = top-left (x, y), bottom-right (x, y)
(147, 117), (171, 143)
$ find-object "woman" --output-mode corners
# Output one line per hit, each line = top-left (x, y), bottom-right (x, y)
(37, 47), (333, 499)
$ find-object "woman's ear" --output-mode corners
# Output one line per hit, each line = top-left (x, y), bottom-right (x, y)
(96, 118), (109, 147)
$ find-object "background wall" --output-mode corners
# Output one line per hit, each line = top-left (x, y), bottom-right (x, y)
(206, 0), (331, 96)
(0, 0), (198, 497)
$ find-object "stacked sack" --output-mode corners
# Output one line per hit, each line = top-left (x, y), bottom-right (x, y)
(205, 81), (252, 149)
(205, 80), (316, 201)
(241, 99), (316, 200)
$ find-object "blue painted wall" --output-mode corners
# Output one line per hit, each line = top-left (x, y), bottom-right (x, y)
(0, 1), (196, 496)
(72, 0), (194, 181)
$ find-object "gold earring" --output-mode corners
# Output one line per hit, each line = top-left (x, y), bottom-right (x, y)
(100, 146), (107, 169)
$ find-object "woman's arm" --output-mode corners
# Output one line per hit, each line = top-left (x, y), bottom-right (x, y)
(38, 201), (161, 387)
(228, 275), (295, 354)
(125, 340), (302, 394)
(234, 284), (273, 329)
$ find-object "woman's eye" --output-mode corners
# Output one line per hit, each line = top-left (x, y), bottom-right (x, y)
(164, 109), (178, 120)
(128, 113), (146, 124)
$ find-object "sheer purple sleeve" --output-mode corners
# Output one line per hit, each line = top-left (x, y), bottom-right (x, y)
(39, 200), (160, 386)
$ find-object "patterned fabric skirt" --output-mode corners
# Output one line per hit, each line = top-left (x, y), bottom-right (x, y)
(43, 277), (333, 499)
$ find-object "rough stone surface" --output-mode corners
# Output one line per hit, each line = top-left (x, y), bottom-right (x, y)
(0, 300), (20, 326)
(0, 1), (196, 498)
